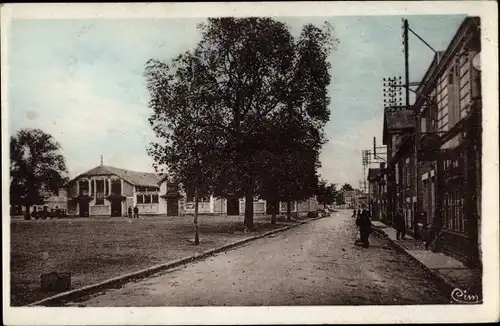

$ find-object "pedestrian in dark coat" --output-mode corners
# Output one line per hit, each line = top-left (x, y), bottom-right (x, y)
(128, 206), (133, 219)
(394, 210), (406, 240)
(358, 206), (373, 248)
(133, 206), (139, 219)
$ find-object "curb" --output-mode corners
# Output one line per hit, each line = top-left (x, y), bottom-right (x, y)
(372, 227), (459, 299)
(27, 215), (326, 307)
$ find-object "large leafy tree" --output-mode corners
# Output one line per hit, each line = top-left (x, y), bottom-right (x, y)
(10, 129), (69, 218)
(146, 18), (336, 230)
(316, 179), (338, 209)
(335, 191), (346, 206)
(262, 23), (335, 220)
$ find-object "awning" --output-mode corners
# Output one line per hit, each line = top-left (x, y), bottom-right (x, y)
(69, 195), (94, 202)
(106, 194), (126, 201)
(418, 133), (444, 161)
(160, 192), (183, 199)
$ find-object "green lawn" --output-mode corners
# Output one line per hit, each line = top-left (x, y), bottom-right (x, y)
(10, 214), (302, 306)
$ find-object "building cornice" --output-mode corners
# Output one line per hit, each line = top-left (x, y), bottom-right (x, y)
(414, 17), (480, 110)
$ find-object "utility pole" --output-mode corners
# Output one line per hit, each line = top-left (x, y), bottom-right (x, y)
(403, 18), (420, 238)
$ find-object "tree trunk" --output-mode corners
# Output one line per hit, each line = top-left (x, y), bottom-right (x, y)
(286, 200), (291, 221)
(270, 199), (277, 225)
(244, 190), (255, 231)
(194, 180), (200, 245)
(24, 204), (31, 220)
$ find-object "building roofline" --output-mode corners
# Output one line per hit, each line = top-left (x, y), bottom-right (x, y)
(67, 165), (160, 187)
(414, 17), (480, 109)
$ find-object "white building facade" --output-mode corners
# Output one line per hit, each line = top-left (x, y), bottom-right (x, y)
(66, 164), (319, 217)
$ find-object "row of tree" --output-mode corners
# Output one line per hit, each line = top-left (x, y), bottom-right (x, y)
(8, 127), (353, 220)
(316, 181), (356, 208)
(145, 17), (339, 230)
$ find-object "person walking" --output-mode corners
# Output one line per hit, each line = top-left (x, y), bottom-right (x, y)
(133, 206), (139, 219)
(128, 206), (133, 219)
(394, 210), (406, 240)
(352, 208), (357, 218)
(358, 205), (373, 248)
(355, 210), (362, 244)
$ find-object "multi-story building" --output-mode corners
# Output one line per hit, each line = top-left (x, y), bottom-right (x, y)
(382, 108), (416, 228)
(381, 17), (481, 266)
(414, 17), (481, 266)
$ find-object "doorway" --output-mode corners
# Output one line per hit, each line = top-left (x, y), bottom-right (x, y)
(111, 200), (122, 217)
(167, 198), (179, 216)
(227, 198), (239, 215)
(79, 201), (89, 217)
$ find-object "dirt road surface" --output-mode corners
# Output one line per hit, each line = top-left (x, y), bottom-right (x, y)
(67, 210), (449, 306)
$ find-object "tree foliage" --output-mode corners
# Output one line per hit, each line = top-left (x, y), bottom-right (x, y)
(316, 179), (338, 208)
(341, 183), (354, 191)
(145, 18), (337, 229)
(10, 129), (69, 217)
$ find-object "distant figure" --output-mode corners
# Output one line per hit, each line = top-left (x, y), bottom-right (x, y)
(128, 206), (133, 219)
(352, 209), (357, 218)
(133, 206), (139, 219)
(394, 210), (406, 240)
(358, 205), (373, 248)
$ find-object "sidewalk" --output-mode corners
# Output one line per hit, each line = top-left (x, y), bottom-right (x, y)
(372, 221), (482, 298)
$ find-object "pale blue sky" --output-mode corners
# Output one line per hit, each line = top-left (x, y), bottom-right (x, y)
(7, 15), (466, 187)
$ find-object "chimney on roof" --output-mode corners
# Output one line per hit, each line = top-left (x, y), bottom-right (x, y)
(100, 155), (103, 166)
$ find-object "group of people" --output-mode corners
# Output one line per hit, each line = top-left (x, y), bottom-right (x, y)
(353, 205), (373, 248)
(352, 207), (408, 247)
(128, 206), (140, 219)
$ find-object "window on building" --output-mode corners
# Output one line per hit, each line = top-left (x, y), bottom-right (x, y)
(152, 194), (159, 203)
(105, 181), (109, 196)
(395, 164), (399, 184)
(95, 180), (105, 205)
(144, 194), (151, 204)
(90, 181), (94, 196)
(111, 180), (121, 195)
(79, 180), (89, 195)
(137, 194), (144, 204)
(443, 187), (465, 234)
(437, 73), (449, 132)
(421, 117), (427, 133)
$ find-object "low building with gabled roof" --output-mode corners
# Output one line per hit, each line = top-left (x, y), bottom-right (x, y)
(66, 162), (321, 218)
(66, 163), (165, 217)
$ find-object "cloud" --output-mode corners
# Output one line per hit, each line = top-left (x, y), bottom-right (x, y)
(7, 16), (467, 185)
(7, 19), (204, 178)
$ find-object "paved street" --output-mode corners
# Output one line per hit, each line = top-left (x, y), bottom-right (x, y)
(67, 210), (449, 306)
